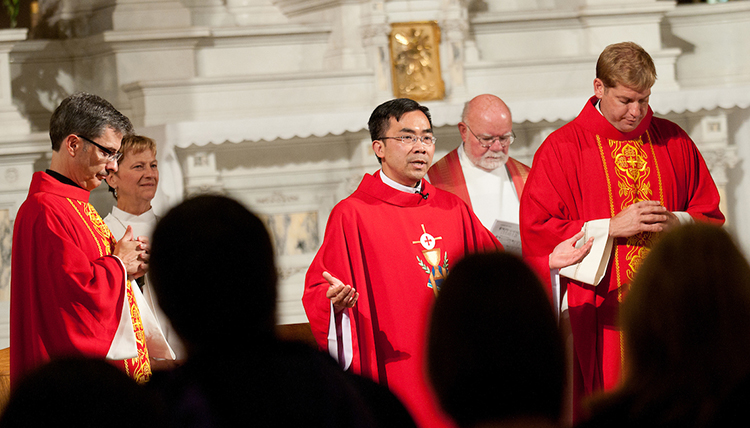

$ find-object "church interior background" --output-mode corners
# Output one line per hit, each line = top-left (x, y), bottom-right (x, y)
(0, 0), (749, 347)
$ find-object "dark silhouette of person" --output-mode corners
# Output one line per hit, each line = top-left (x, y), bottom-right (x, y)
(578, 223), (750, 428)
(0, 357), (166, 427)
(427, 252), (566, 428)
(147, 194), (415, 428)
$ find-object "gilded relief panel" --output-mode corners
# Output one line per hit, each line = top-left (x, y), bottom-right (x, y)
(389, 21), (445, 101)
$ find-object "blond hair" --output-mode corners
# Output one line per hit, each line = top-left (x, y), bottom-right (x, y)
(596, 42), (656, 91)
(118, 134), (157, 163)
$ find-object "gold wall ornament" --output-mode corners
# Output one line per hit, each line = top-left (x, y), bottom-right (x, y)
(389, 21), (445, 101)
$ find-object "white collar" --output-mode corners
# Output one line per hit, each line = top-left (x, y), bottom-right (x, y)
(110, 206), (158, 223)
(379, 169), (422, 194)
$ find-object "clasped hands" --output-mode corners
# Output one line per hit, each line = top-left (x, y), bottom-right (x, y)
(609, 200), (679, 238)
(113, 226), (149, 279)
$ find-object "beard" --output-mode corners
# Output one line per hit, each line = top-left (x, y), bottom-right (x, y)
(475, 150), (509, 171)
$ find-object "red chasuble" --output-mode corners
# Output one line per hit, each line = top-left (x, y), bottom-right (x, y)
(427, 148), (530, 209)
(520, 96), (724, 416)
(11, 171), (151, 384)
(303, 171), (500, 428)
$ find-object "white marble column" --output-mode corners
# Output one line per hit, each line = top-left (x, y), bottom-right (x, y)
(439, 0), (469, 102)
(361, 0), (393, 101)
(0, 29), (30, 136)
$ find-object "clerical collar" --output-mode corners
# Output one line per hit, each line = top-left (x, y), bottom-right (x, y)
(595, 98), (603, 114)
(379, 170), (422, 194)
(46, 169), (84, 190)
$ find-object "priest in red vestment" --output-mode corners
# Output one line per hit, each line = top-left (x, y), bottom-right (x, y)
(520, 42), (724, 421)
(303, 99), (501, 428)
(428, 94), (530, 235)
(11, 93), (171, 385)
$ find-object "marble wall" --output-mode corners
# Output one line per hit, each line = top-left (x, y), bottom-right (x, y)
(0, 209), (10, 302)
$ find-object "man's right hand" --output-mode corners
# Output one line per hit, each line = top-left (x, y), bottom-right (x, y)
(549, 230), (594, 270)
(113, 226), (148, 278)
(609, 200), (673, 238)
(323, 271), (358, 314)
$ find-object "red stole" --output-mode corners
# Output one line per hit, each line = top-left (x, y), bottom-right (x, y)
(427, 148), (530, 209)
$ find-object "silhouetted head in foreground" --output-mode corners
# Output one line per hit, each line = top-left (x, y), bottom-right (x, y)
(427, 252), (565, 428)
(149, 194), (277, 355)
(584, 223), (750, 427)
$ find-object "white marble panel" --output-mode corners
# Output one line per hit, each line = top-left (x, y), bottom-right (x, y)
(665, 1), (750, 87)
(123, 70), (377, 126)
(0, 209), (10, 302)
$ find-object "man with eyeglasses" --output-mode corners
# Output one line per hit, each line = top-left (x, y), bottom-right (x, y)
(11, 92), (172, 385)
(520, 42), (724, 422)
(428, 94), (530, 251)
(304, 98), (500, 428)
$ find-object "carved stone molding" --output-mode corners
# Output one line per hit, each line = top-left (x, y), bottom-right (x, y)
(700, 145), (739, 186)
(255, 191), (301, 205)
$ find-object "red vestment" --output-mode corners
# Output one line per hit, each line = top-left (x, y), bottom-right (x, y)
(303, 171), (500, 428)
(427, 148), (530, 209)
(520, 97), (724, 418)
(11, 171), (151, 384)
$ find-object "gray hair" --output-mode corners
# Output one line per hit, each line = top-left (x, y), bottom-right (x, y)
(49, 92), (133, 151)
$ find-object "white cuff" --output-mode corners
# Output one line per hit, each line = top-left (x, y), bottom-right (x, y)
(674, 211), (693, 225)
(328, 302), (353, 371)
(106, 258), (138, 360)
(559, 219), (613, 286)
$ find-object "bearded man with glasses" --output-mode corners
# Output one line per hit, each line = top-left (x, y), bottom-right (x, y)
(11, 92), (172, 385)
(304, 98), (501, 428)
(427, 94), (530, 251)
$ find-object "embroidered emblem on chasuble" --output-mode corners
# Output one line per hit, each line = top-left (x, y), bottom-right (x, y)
(597, 131), (663, 297)
(413, 224), (449, 296)
(68, 199), (152, 383)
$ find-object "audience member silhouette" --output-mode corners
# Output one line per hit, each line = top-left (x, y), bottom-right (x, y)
(578, 223), (750, 428)
(0, 357), (166, 427)
(147, 194), (415, 428)
(427, 252), (566, 428)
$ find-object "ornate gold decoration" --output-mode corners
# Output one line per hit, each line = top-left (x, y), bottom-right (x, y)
(68, 199), (112, 257)
(124, 281), (152, 384)
(610, 138), (652, 206)
(607, 136), (658, 284)
(412, 224), (448, 296)
(389, 21), (445, 101)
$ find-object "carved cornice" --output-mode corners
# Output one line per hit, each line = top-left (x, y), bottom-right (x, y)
(361, 23), (391, 44)
(272, 0), (364, 17)
(255, 191), (300, 205)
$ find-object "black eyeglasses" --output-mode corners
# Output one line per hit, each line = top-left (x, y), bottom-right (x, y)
(76, 135), (122, 163)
